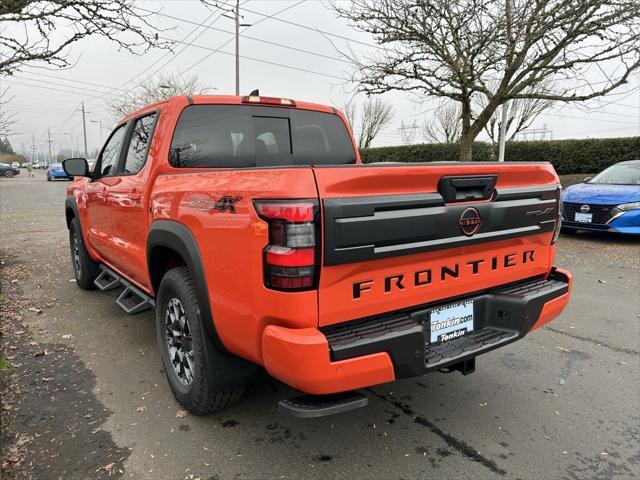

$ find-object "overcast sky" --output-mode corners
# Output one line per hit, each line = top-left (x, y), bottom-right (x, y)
(3, 0), (639, 159)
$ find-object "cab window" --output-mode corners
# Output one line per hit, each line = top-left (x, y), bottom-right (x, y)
(169, 105), (355, 168)
(123, 114), (157, 174)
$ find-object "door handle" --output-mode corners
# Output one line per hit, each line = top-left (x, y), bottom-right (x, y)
(129, 191), (141, 201)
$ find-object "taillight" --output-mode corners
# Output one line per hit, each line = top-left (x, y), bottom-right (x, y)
(552, 184), (562, 244)
(254, 200), (319, 291)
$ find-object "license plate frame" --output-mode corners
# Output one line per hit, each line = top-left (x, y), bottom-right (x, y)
(428, 300), (474, 344)
(574, 212), (593, 223)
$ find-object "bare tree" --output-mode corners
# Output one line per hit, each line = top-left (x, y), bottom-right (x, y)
(422, 103), (461, 143)
(331, 0), (640, 160)
(109, 74), (211, 117)
(0, 87), (15, 136)
(0, 1), (172, 75)
(342, 97), (394, 149)
(482, 95), (554, 146)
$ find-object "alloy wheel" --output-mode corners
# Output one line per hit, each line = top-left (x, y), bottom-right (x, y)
(164, 298), (194, 385)
(72, 233), (81, 277)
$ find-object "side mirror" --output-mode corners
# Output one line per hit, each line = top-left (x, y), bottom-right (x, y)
(63, 158), (90, 177)
(583, 176), (592, 183)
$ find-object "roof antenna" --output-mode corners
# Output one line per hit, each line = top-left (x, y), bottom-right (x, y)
(249, 89), (259, 96)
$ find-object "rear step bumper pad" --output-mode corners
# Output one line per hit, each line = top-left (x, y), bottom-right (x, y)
(262, 268), (571, 395)
(322, 267), (572, 378)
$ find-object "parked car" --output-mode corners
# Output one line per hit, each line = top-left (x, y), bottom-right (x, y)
(11, 162), (20, 168)
(62, 94), (571, 417)
(562, 160), (640, 235)
(0, 163), (20, 177)
(47, 162), (71, 181)
(33, 162), (45, 169)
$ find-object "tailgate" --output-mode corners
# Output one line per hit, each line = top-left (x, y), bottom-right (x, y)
(313, 163), (560, 327)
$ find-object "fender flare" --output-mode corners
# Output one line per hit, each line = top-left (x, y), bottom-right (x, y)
(146, 221), (258, 386)
(64, 197), (79, 229)
(147, 220), (227, 349)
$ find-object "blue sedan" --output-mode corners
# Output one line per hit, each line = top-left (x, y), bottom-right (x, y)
(562, 160), (640, 235)
(46, 162), (71, 181)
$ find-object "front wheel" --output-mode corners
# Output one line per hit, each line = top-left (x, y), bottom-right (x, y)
(156, 267), (245, 414)
(69, 218), (99, 289)
(47, 175), (52, 181)
(4, 171), (14, 178)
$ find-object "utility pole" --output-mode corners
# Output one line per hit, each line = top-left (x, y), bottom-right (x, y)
(235, 0), (240, 95)
(222, 1), (251, 95)
(81, 101), (88, 158)
(47, 127), (53, 164)
(498, 101), (509, 162)
(31, 133), (36, 162)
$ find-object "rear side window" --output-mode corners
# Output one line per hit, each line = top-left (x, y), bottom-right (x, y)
(169, 105), (355, 168)
(123, 113), (157, 174)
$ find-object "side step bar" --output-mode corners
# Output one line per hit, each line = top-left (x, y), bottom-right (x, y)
(94, 266), (155, 315)
(94, 268), (120, 291)
(279, 391), (369, 418)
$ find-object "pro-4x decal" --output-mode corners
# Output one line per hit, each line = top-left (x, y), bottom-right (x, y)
(212, 195), (242, 214)
(186, 194), (242, 214)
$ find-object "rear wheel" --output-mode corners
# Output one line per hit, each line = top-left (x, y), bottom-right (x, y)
(69, 218), (99, 289)
(156, 267), (245, 414)
(4, 171), (14, 178)
(47, 175), (52, 181)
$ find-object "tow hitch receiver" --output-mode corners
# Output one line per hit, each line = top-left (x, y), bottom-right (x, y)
(279, 391), (369, 418)
(439, 357), (476, 375)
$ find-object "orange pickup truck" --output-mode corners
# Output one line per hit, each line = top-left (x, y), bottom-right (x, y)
(63, 94), (572, 417)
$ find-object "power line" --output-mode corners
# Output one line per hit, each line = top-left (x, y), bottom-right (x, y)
(158, 34), (344, 80)
(88, 0), (234, 103)
(240, 4), (383, 51)
(4, 104), (112, 121)
(542, 112), (637, 125)
(180, 0), (306, 76)
(135, 6), (353, 66)
(18, 71), (117, 94)
(13, 74), (119, 100)
(2, 78), (111, 101)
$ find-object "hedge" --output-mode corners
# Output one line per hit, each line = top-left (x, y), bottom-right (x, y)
(360, 136), (639, 174)
(360, 142), (494, 163)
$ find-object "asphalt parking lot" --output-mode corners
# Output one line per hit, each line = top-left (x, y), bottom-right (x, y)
(1, 171), (639, 480)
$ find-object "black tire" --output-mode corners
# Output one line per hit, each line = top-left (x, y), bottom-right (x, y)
(156, 267), (245, 414)
(4, 171), (13, 178)
(47, 175), (52, 181)
(69, 218), (99, 290)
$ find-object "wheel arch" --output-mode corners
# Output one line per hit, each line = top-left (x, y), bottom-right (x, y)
(147, 220), (227, 353)
(65, 197), (79, 229)
(147, 220), (258, 384)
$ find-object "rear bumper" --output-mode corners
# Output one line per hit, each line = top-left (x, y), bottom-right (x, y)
(262, 268), (572, 395)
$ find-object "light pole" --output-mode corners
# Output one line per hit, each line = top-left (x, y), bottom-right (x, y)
(64, 132), (74, 157)
(90, 119), (103, 146)
(81, 101), (88, 159)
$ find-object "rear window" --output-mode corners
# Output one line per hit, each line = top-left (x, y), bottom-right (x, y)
(169, 105), (355, 168)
